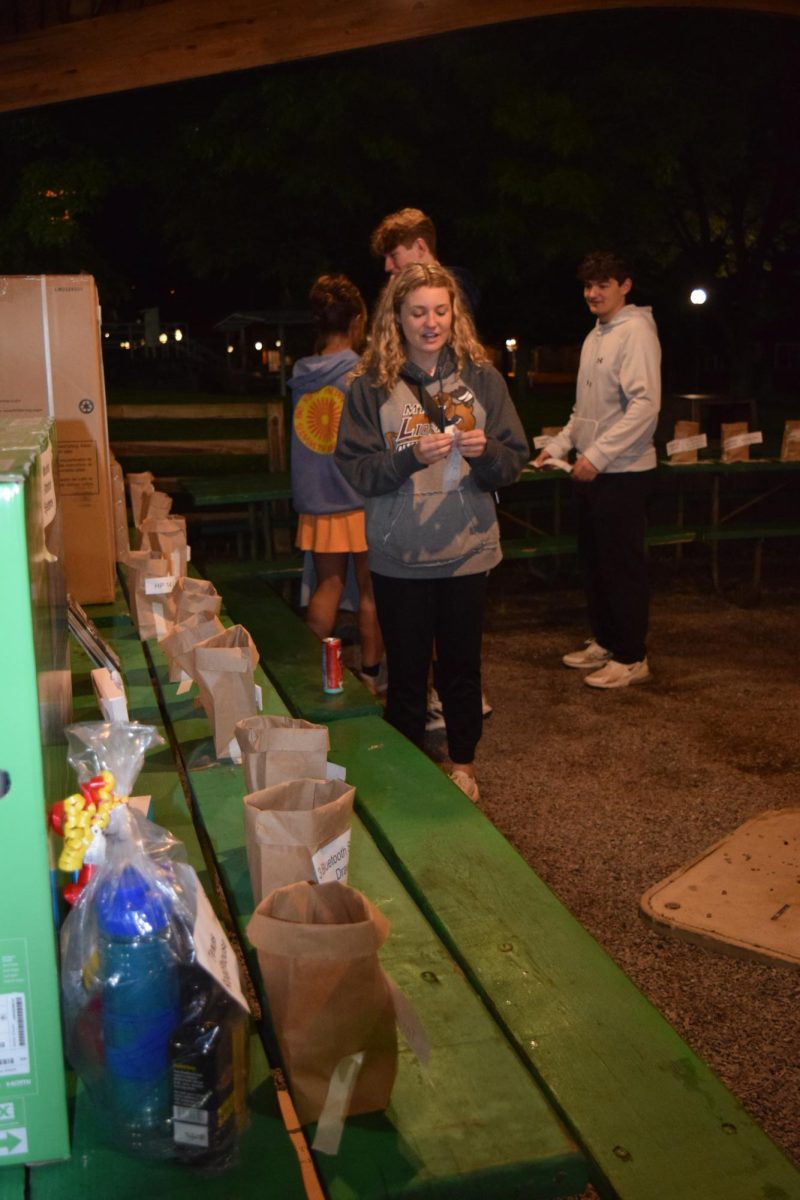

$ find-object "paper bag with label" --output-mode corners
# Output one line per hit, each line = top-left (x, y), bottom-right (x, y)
(781, 419), (800, 462)
(670, 419), (701, 464)
(138, 515), (189, 578)
(125, 471), (154, 527)
(721, 421), (749, 463)
(192, 625), (260, 758)
(140, 488), (173, 524)
(243, 777), (354, 904)
(123, 550), (176, 640)
(234, 714), (330, 793)
(173, 576), (222, 626)
(246, 881), (397, 1125)
(159, 611), (225, 684)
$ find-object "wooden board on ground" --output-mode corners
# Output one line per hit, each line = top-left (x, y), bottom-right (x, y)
(640, 808), (800, 967)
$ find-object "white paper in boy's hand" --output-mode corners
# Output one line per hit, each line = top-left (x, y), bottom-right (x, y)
(533, 456), (573, 473)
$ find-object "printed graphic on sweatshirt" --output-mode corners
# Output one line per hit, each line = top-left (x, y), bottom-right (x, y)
(387, 386), (478, 451)
(386, 404), (435, 452)
(442, 384), (477, 432)
(294, 385), (345, 454)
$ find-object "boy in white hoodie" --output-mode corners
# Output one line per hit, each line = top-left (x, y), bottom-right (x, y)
(534, 250), (661, 689)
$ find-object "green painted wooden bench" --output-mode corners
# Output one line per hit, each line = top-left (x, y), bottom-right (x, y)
(28, 598), (312, 1200)
(201, 569), (800, 1200)
(143, 632), (588, 1200)
(0, 1169), (24, 1200)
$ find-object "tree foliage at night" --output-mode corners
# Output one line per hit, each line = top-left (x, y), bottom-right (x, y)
(0, 9), (797, 389)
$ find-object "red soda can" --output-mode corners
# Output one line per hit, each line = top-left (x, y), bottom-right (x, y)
(322, 637), (344, 694)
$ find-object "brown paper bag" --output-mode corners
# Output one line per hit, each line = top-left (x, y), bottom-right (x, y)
(721, 421), (749, 463)
(173, 577), (222, 625)
(159, 611), (225, 684)
(670, 419), (701, 464)
(234, 714), (330, 793)
(140, 488), (173, 524)
(243, 778), (355, 904)
(138, 515), (189, 578)
(110, 457), (130, 561)
(780, 419), (800, 462)
(125, 471), (154, 527)
(246, 881), (397, 1124)
(192, 625), (260, 758)
(123, 550), (176, 640)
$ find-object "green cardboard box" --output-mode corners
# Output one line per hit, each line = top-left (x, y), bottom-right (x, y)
(0, 420), (71, 1166)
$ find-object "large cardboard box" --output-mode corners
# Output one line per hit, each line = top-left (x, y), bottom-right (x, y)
(0, 275), (116, 602)
(0, 422), (71, 1167)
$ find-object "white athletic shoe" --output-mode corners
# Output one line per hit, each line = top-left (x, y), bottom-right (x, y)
(450, 770), (480, 802)
(584, 658), (651, 689)
(426, 687), (492, 730)
(562, 639), (612, 669)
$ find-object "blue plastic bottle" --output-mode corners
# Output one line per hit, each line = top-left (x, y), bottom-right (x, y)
(96, 864), (180, 1153)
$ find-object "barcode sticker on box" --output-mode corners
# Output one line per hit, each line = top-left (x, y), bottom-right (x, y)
(0, 993), (30, 1076)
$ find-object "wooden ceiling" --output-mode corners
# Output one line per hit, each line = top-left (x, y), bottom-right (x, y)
(0, 0), (797, 114)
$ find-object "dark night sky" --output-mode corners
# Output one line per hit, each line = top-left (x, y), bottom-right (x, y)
(1, 7), (798, 392)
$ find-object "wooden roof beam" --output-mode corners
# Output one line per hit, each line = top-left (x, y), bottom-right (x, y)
(0, 0), (797, 114)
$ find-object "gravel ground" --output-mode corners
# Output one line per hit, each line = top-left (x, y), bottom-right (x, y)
(451, 547), (800, 1182)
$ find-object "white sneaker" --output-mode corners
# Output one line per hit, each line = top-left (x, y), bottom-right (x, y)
(426, 687), (492, 729)
(425, 687), (445, 731)
(584, 658), (650, 689)
(450, 770), (480, 802)
(562, 639), (612, 669)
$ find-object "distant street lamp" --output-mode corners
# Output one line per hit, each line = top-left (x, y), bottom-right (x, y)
(689, 288), (708, 388)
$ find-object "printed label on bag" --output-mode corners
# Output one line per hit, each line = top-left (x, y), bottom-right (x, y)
(666, 433), (708, 455)
(723, 431), (763, 451)
(312, 829), (351, 884)
(144, 575), (177, 595)
(193, 885), (248, 1011)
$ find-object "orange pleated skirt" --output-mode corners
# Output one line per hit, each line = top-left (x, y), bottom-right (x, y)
(295, 509), (368, 554)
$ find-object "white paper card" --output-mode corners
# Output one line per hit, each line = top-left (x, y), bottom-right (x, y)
(226, 737), (242, 763)
(535, 456), (572, 473)
(724, 431), (763, 451)
(326, 760), (347, 781)
(312, 828), (351, 884)
(312, 1051), (364, 1156)
(533, 434), (556, 449)
(254, 684), (263, 710)
(386, 975), (431, 1066)
(666, 433), (708, 455)
(193, 883), (249, 1011)
(176, 672), (193, 694)
(91, 667), (129, 723)
(144, 574), (178, 595)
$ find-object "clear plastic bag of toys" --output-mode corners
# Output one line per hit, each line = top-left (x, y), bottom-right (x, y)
(58, 728), (250, 1166)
